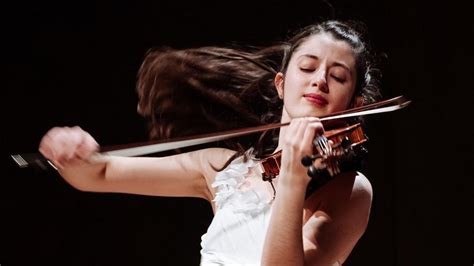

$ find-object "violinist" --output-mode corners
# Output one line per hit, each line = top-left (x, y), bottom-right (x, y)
(38, 20), (383, 265)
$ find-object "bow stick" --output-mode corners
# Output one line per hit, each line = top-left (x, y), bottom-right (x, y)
(11, 96), (411, 169)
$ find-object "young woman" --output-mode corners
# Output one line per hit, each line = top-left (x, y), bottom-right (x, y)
(39, 20), (382, 265)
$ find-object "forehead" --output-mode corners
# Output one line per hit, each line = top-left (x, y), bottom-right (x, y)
(292, 33), (356, 68)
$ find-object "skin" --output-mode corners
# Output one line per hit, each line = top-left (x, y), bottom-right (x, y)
(39, 32), (372, 266)
(275, 33), (358, 122)
(260, 33), (372, 265)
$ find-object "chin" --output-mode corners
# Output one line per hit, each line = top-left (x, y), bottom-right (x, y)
(284, 104), (328, 120)
(307, 106), (330, 117)
(296, 110), (327, 118)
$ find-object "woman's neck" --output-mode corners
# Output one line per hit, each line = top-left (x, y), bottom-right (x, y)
(273, 109), (291, 155)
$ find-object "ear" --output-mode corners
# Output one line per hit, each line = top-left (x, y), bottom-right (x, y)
(354, 96), (364, 107)
(274, 72), (284, 99)
(352, 95), (364, 108)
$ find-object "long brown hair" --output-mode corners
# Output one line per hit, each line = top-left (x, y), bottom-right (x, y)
(136, 20), (383, 169)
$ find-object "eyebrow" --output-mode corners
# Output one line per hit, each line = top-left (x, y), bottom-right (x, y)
(298, 54), (351, 72)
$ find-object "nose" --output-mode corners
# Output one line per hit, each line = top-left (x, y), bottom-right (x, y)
(311, 68), (328, 93)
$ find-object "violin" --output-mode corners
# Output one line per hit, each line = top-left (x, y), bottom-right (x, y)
(259, 122), (369, 192)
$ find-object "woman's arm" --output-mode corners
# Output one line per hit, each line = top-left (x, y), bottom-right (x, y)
(261, 175), (307, 265)
(262, 171), (372, 266)
(261, 117), (321, 265)
(39, 126), (235, 201)
(261, 118), (372, 265)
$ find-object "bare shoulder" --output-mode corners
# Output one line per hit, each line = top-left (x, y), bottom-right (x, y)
(192, 147), (238, 196)
(305, 171), (373, 220)
(337, 171), (373, 221)
(194, 147), (237, 176)
(302, 172), (373, 264)
(339, 171), (372, 202)
(197, 147), (237, 168)
(348, 171), (373, 210)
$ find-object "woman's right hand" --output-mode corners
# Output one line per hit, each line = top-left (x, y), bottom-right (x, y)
(39, 126), (99, 169)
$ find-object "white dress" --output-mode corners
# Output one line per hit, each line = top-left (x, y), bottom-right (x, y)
(200, 150), (275, 265)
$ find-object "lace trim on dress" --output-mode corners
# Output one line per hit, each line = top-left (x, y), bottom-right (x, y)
(211, 149), (270, 216)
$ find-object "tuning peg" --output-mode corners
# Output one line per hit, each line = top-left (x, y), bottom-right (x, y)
(301, 154), (322, 167)
(262, 173), (276, 181)
(307, 165), (325, 178)
(341, 137), (352, 150)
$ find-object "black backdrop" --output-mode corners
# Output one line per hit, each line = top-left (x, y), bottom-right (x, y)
(2, 1), (472, 265)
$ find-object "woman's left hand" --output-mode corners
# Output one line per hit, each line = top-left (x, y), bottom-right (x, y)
(278, 117), (324, 190)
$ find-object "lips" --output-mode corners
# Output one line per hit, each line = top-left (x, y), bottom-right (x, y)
(304, 93), (328, 106)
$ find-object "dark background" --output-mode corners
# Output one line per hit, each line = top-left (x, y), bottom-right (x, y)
(2, 1), (472, 265)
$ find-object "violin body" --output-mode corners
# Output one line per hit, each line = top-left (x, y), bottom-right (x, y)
(259, 123), (369, 193)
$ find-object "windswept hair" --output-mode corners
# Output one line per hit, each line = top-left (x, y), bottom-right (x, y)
(136, 20), (383, 167)
(136, 45), (286, 158)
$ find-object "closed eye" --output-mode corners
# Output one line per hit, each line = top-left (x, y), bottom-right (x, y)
(331, 75), (346, 83)
(300, 67), (315, 73)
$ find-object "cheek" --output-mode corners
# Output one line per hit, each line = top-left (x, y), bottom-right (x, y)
(330, 86), (355, 110)
(283, 73), (306, 96)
